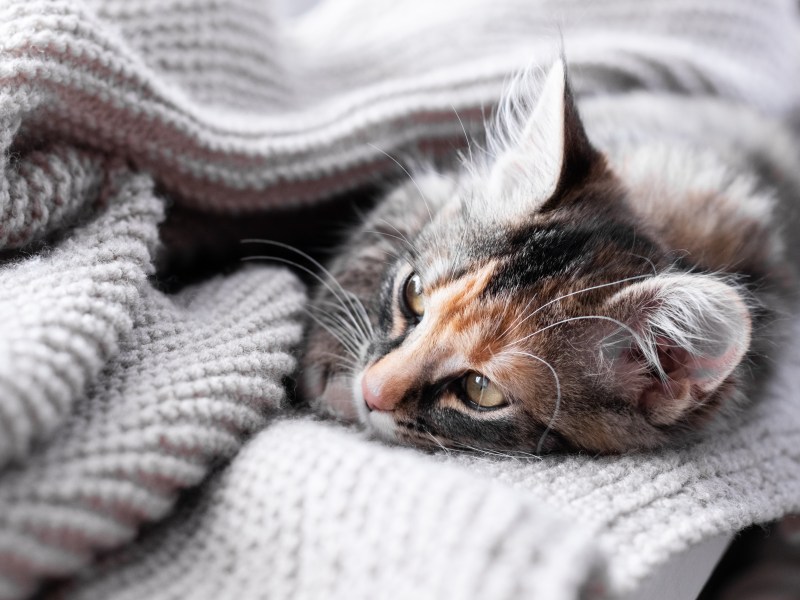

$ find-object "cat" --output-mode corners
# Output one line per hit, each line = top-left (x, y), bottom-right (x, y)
(297, 59), (799, 455)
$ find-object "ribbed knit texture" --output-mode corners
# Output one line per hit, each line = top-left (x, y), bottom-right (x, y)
(0, 171), (305, 599)
(59, 419), (606, 600)
(1, 0), (799, 599)
(54, 333), (800, 599)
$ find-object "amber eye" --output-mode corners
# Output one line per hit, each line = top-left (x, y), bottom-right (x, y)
(463, 372), (507, 409)
(403, 272), (425, 318)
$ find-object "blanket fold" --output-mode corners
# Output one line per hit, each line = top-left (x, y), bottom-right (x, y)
(1, 0), (800, 598)
(0, 170), (160, 469)
(0, 166), (305, 598)
(57, 418), (606, 600)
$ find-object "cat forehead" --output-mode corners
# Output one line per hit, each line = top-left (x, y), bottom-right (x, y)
(416, 211), (652, 300)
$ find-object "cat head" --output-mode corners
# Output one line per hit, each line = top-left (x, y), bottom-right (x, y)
(313, 60), (753, 454)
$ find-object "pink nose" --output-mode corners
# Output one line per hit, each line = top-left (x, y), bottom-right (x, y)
(361, 371), (397, 412)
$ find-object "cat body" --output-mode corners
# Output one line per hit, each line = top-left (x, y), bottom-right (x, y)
(300, 61), (799, 454)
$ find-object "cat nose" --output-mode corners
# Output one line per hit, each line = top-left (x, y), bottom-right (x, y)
(361, 368), (401, 412)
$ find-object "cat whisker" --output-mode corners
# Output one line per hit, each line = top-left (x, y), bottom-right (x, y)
(447, 206), (471, 282)
(341, 289), (374, 343)
(315, 351), (359, 374)
(363, 229), (416, 260)
(512, 351), (563, 455)
(243, 252), (368, 342)
(314, 318), (363, 359)
(516, 314), (638, 346)
(246, 254), (369, 354)
(376, 218), (421, 260)
(242, 240), (373, 340)
(303, 308), (362, 359)
(242, 240), (374, 341)
(317, 350), (359, 369)
(367, 143), (435, 227)
(626, 251), (659, 276)
(424, 431), (452, 457)
(501, 273), (655, 340)
(327, 359), (360, 374)
(512, 313), (666, 381)
(449, 195), (480, 281)
(311, 302), (372, 353)
(450, 104), (475, 167)
(311, 301), (371, 351)
(450, 441), (536, 462)
(367, 143), (446, 266)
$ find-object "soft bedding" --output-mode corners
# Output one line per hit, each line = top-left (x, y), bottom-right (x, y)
(1, 1), (799, 598)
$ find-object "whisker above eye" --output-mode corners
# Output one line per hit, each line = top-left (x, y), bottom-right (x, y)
(377, 218), (423, 259)
(501, 273), (654, 340)
(626, 251), (659, 276)
(241, 240), (374, 341)
(366, 143), (448, 268)
(245, 253), (370, 353)
(511, 313), (668, 378)
(450, 104), (475, 169)
(367, 143), (435, 226)
(241, 239), (373, 336)
(363, 229), (416, 261)
(511, 351), (562, 455)
(302, 307), (362, 359)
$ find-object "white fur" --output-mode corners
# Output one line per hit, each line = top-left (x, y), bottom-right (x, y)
(485, 60), (567, 215)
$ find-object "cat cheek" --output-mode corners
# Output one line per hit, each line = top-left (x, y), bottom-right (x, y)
(307, 369), (360, 422)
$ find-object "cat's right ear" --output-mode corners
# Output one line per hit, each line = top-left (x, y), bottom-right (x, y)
(488, 59), (601, 203)
(602, 273), (752, 426)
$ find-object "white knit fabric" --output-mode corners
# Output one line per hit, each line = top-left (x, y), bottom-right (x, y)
(1, 0), (799, 599)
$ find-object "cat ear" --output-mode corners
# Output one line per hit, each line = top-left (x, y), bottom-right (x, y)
(603, 274), (752, 426)
(488, 59), (600, 202)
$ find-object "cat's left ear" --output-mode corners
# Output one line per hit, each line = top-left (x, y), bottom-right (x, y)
(488, 59), (601, 202)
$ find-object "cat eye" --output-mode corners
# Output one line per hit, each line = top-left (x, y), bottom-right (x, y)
(402, 272), (425, 318)
(463, 372), (507, 409)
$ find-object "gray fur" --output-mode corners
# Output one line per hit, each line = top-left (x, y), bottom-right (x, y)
(301, 69), (799, 454)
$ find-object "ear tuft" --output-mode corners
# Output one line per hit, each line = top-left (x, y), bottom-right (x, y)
(488, 60), (567, 201)
(487, 59), (600, 205)
(605, 274), (752, 426)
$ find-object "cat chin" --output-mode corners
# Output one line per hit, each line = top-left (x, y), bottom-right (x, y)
(365, 411), (398, 442)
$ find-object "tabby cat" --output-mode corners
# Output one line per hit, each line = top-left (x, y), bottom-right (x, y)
(298, 60), (798, 454)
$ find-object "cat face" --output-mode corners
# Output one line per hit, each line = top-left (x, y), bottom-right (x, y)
(301, 61), (752, 454)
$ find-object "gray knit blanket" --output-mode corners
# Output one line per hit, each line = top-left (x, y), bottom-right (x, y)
(1, 1), (800, 599)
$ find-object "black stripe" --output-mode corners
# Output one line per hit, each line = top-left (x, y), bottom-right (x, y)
(483, 223), (592, 295)
(428, 407), (518, 446)
(483, 219), (659, 296)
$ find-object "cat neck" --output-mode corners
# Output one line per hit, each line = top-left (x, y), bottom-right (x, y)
(582, 93), (796, 283)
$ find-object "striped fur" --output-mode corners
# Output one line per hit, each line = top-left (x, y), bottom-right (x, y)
(301, 61), (798, 455)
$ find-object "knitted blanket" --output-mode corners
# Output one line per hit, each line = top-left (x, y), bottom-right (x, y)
(1, 1), (799, 599)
